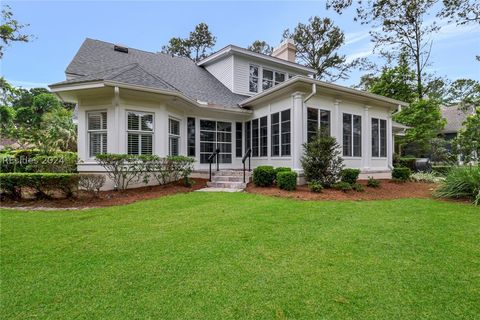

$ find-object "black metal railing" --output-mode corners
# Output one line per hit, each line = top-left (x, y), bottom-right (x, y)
(242, 148), (252, 183)
(208, 148), (220, 182)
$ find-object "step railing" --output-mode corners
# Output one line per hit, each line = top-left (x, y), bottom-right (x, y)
(208, 148), (220, 182)
(242, 148), (252, 183)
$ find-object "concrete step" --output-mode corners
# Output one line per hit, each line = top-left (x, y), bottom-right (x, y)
(206, 181), (247, 189)
(212, 170), (252, 177)
(211, 175), (251, 182)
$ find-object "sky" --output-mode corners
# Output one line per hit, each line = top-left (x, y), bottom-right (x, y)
(1, 0), (479, 89)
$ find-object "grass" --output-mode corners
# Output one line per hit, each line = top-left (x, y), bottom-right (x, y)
(1, 193), (479, 319)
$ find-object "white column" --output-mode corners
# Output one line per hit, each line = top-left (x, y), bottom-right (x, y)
(387, 114), (393, 169)
(155, 104), (168, 157)
(363, 105), (371, 170)
(332, 99), (342, 142)
(112, 86), (120, 153)
(292, 92), (305, 170)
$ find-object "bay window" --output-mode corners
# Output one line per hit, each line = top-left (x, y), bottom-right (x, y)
(343, 113), (362, 157)
(88, 111), (107, 157)
(127, 111), (153, 155)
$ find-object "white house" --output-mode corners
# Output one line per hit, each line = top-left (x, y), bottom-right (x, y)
(50, 38), (408, 189)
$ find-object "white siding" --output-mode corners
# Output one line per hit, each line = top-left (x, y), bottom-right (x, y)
(204, 55), (234, 92)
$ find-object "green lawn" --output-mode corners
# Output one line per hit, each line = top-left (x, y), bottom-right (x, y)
(1, 193), (479, 319)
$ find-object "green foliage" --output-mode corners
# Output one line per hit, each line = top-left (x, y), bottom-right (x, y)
(332, 181), (352, 192)
(145, 155), (195, 186)
(95, 154), (153, 190)
(301, 133), (343, 187)
(284, 16), (361, 81)
(394, 99), (446, 156)
(429, 137), (455, 164)
(253, 166), (276, 187)
(352, 183), (365, 192)
(340, 168), (361, 184)
(0, 5), (32, 59)
(434, 166), (480, 205)
(274, 167), (291, 175)
(410, 172), (443, 183)
(161, 22), (216, 62)
(0, 172), (79, 199)
(397, 157), (417, 171)
(29, 152), (78, 173)
(431, 165), (451, 176)
(453, 108), (480, 162)
(367, 176), (380, 188)
(247, 40), (273, 55)
(276, 171), (297, 191)
(78, 174), (105, 197)
(392, 167), (411, 182)
(308, 181), (324, 193)
(443, 79), (480, 109)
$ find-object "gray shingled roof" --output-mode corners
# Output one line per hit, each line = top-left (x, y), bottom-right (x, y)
(441, 105), (476, 133)
(57, 38), (248, 107)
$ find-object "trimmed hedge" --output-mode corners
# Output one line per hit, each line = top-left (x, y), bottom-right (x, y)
(0, 150), (78, 173)
(276, 171), (297, 191)
(253, 166), (276, 187)
(340, 168), (361, 184)
(0, 173), (80, 199)
(392, 167), (411, 181)
(397, 157), (417, 171)
(274, 167), (291, 175)
(333, 181), (352, 192)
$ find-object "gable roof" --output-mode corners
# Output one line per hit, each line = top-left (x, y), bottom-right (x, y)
(54, 38), (248, 108)
(441, 105), (476, 133)
(196, 45), (316, 74)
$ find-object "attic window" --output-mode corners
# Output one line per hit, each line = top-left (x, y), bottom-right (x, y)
(114, 45), (128, 53)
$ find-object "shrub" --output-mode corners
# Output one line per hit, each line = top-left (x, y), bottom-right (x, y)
(0, 153), (15, 173)
(276, 171), (297, 191)
(434, 166), (480, 205)
(392, 167), (411, 182)
(96, 154), (153, 190)
(431, 165), (451, 176)
(12, 150), (41, 172)
(275, 167), (291, 175)
(301, 134), (343, 187)
(352, 183), (365, 192)
(332, 181), (352, 192)
(397, 157), (417, 171)
(0, 173), (79, 200)
(367, 176), (380, 188)
(410, 172), (443, 183)
(253, 166), (276, 187)
(340, 168), (361, 184)
(144, 155), (195, 187)
(78, 174), (106, 197)
(308, 181), (323, 193)
(30, 152), (78, 173)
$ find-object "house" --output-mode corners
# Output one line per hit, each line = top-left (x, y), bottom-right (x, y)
(49, 38), (408, 189)
(440, 105), (476, 141)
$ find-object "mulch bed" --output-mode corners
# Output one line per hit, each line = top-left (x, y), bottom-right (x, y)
(1, 178), (208, 210)
(246, 180), (437, 201)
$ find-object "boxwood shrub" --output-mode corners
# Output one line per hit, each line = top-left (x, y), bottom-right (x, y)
(397, 157), (417, 171)
(392, 167), (411, 182)
(308, 181), (323, 193)
(253, 166), (276, 187)
(0, 173), (80, 199)
(340, 168), (361, 184)
(276, 171), (297, 191)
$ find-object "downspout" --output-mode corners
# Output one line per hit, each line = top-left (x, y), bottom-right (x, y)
(303, 83), (316, 103)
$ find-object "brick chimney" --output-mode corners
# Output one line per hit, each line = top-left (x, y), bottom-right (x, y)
(272, 39), (296, 63)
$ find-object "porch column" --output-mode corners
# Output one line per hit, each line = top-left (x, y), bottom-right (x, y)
(332, 99), (342, 141)
(362, 105), (371, 170)
(292, 92), (305, 170)
(112, 86), (121, 153)
(387, 114), (393, 169)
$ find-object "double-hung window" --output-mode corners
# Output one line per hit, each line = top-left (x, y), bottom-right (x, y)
(169, 118), (180, 156)
(249, 65), (259, 93)
(262, 69), (274, 90)
(127, 111), (154, 155)
(372, 118), (387, 157)
(88, 111), (107, 157)
(271, 109), (291, 157)
(307, 108), (331, 142)
(343, 113), (362, 157)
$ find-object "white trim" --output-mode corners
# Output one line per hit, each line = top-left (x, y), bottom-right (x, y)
(125, 110), (155, 155)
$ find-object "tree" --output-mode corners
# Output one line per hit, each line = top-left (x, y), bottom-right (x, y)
(283, 16), (363, 81)
(14, 92), (62, 128)
(161, 23), (216, 62)
(247, 40), (273, 55)
(0, 5), (32, 58)
(394, 98), (446, 156)
(438, 0), (480, 25)
(443, 79), (480, 109)
(453, 108), (480, 162)
(326, 0), (440, 98)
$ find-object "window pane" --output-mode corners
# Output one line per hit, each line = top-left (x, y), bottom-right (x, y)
(281, 109), (290, 122)
(260, 116), (268, 157)
(169, 136), (178, 156)
(262, 69), (273, 90)
(271, 112), (280, 157)
(320, 110), (330, 136)
(169, 118), (180, 135)
(187, 117), (195, 157)
(141, 114), (154, 131)
(128, 133), (139, 155)
(89, 132), (105, 157)
(252, 119), (259, 157)
(307, 108), (318, 142)
(343, 114), (352, 157)
(245, 121), (251, 151)
(88, 113), (102, 130)
(142, 134), (153, 155)
(353, 115), (362, 157)
(217, 122), (231, 132)
(249, 66), (259, 93)
(200, 120), (215, 131)
(281, 109), (291, 156)
(275, 72), (285, 85)
(128, 112), (140, 130)
(236, 122), (242, 158)
(380, 119), (387, 157)
(372, 118), (379, 157)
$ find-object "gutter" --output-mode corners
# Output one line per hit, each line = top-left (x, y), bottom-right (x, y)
(303, 83), (316, 103)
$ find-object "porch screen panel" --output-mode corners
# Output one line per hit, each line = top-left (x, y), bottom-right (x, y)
(217, 121), (232, 164)
(281, 109), (291, 156)
(372, 118), (379, 157)
(320, 110), (331, 136)
(187, 117), (196, 157)
(353, 115), (362, 157)
(380, 119), (387, 157)
(245, 121), (251, 153)
(343, 113), (352, 157)
(252, 119), (259, 157)
(235, 122), (243, 158)
(307, 108), (318, 142)
(271, 113), (280, 156)
(200, 120), (232, 164)
(260, 116), (268, 157)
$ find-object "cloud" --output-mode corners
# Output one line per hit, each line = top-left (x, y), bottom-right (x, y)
(345, 30), (370, 46)
(433, 22), (479, 42)
(8, 80), (48, 89)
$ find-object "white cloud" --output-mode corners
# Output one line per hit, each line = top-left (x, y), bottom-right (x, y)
(345, 30), (370, 46)
(8, 80), (48, 89)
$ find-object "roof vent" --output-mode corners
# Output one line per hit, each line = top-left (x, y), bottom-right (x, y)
(114, 45), (128, 53)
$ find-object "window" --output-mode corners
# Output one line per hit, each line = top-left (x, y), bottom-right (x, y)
(245, 121), (251, 152)
(187, 117), (195, 157)
(169, 118), (180, 156)
(343, 113), (362, 157)
(275, 71), (285, 85)
(235, 122), (243, 157)
(252, 119), (259, 157)
(88, 111), (107, 157)
(127, 111), (153, 155)
(200, 120), (232, 164)
(262, 69), (274, 90)
(249, 65), (259, 93)
(372, 118), (387, 157)
(271, 109), (291, 156)
(260, 116), (268, 156)
(307, 108), (331, 142)
(249, 116), (268, 157)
